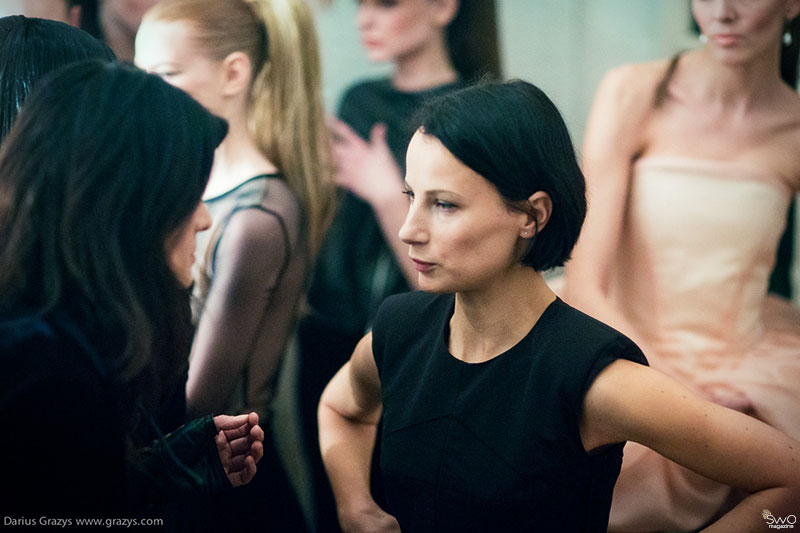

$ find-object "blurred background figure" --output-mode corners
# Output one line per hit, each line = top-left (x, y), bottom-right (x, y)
(136, 0), (333, 530)
(1, 0), (158, 62)
(78, 0), (159, 61)
(5, 0), (81, 25)
(563, 0), (800, 531)
(297, 1), (500, 530)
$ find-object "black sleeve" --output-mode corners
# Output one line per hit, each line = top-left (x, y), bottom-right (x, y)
(583, 335), (649, 401)
(130, 415), (231, 503)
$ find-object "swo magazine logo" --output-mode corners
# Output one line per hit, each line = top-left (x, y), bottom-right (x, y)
(764, 509), (797, 529)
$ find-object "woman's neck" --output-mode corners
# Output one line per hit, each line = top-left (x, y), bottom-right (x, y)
(204, 118), (277, 200)
(449, 268), (556, 364)
(687, 45), (785, 111)
(392, 34), (458, 92)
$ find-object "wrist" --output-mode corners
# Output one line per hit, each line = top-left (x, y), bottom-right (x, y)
(338, 496), (379, 525)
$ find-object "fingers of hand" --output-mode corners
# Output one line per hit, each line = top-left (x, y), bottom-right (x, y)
(329, 117), (361, 143)
(216, 430), (232, 470)
(250, 422), (265, 443)
(228, 456), (257, 487)
(250, 440), (263, 463)
(228, 434), (253, 456)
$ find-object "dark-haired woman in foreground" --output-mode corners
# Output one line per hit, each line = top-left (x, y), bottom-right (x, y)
(0, 61), (263, 517)
(318, 80), (800, 532)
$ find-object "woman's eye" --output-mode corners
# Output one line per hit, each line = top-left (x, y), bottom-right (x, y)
(435, 200), (456, 210)
(402, 189), (414, 202)
(157, 71), (179, 79)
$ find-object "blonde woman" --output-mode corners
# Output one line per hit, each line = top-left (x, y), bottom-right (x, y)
(135, 0), (332, 529)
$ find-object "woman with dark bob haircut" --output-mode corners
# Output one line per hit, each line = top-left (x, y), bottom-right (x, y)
(0, 60), (264, 517)
(318, 79), (800, 532)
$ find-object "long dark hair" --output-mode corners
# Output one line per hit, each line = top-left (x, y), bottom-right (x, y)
(0, 15), (115, 142)
(447, 0), (502, 81)
(0, 62), (227, 413)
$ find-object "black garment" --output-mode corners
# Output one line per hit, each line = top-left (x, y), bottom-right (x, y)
(0, 308), (128, 516)
(371, 292), (648, 533)
(0, 308), (231, 519)
(164, 428), (308, 533)
(298, 77), (463, 532)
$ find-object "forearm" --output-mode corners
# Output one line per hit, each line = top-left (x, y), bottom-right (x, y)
(187, 323), (247, 418)
(188, 282), (264, 418)
(318, 401), (380, 522)
(703, 487), (800, 533)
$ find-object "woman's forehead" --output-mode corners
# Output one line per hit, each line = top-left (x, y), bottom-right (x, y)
(405, 132), (496, 196)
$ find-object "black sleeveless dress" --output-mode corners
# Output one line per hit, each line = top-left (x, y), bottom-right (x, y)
(372, 292), (648, 532)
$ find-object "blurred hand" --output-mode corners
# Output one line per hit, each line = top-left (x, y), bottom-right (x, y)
(213, 412), (264, 487)
(330, 119), (404, 209)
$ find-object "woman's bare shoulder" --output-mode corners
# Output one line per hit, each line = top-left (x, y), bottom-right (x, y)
(589, 58), (677, 133)
(598, 58), (674, 102)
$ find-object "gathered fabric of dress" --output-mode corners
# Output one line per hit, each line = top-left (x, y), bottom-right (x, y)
(371, 291), (648, 533)
(607, 156), (800, 531)
(187, 173), (308, 532)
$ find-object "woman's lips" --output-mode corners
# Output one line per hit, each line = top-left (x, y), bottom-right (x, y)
(411, 259), (435, 273)
(712, 33), (742, 46)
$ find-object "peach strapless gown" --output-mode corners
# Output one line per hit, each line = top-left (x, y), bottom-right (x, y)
(607, 156), (800, 531)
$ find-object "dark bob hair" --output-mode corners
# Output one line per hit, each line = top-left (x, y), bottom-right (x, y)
(0, 15), (116, 142)
(414, 79), (586, 271)
(0, 61), (227, 387)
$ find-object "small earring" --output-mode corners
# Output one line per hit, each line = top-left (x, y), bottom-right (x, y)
(699, 33), (708, 44)
(523, 231), (529, 236)
(784, 30), (793, 46)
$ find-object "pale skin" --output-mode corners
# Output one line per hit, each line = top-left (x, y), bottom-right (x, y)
(318, 131), (800, 532)
(331, 0), (459, 286)
(563, 0), (800, 410)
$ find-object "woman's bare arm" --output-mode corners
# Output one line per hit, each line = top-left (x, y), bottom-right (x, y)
(582, 359), (800, 532)
(318, 333), (401, 532)
(563, 63), (657, 341)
